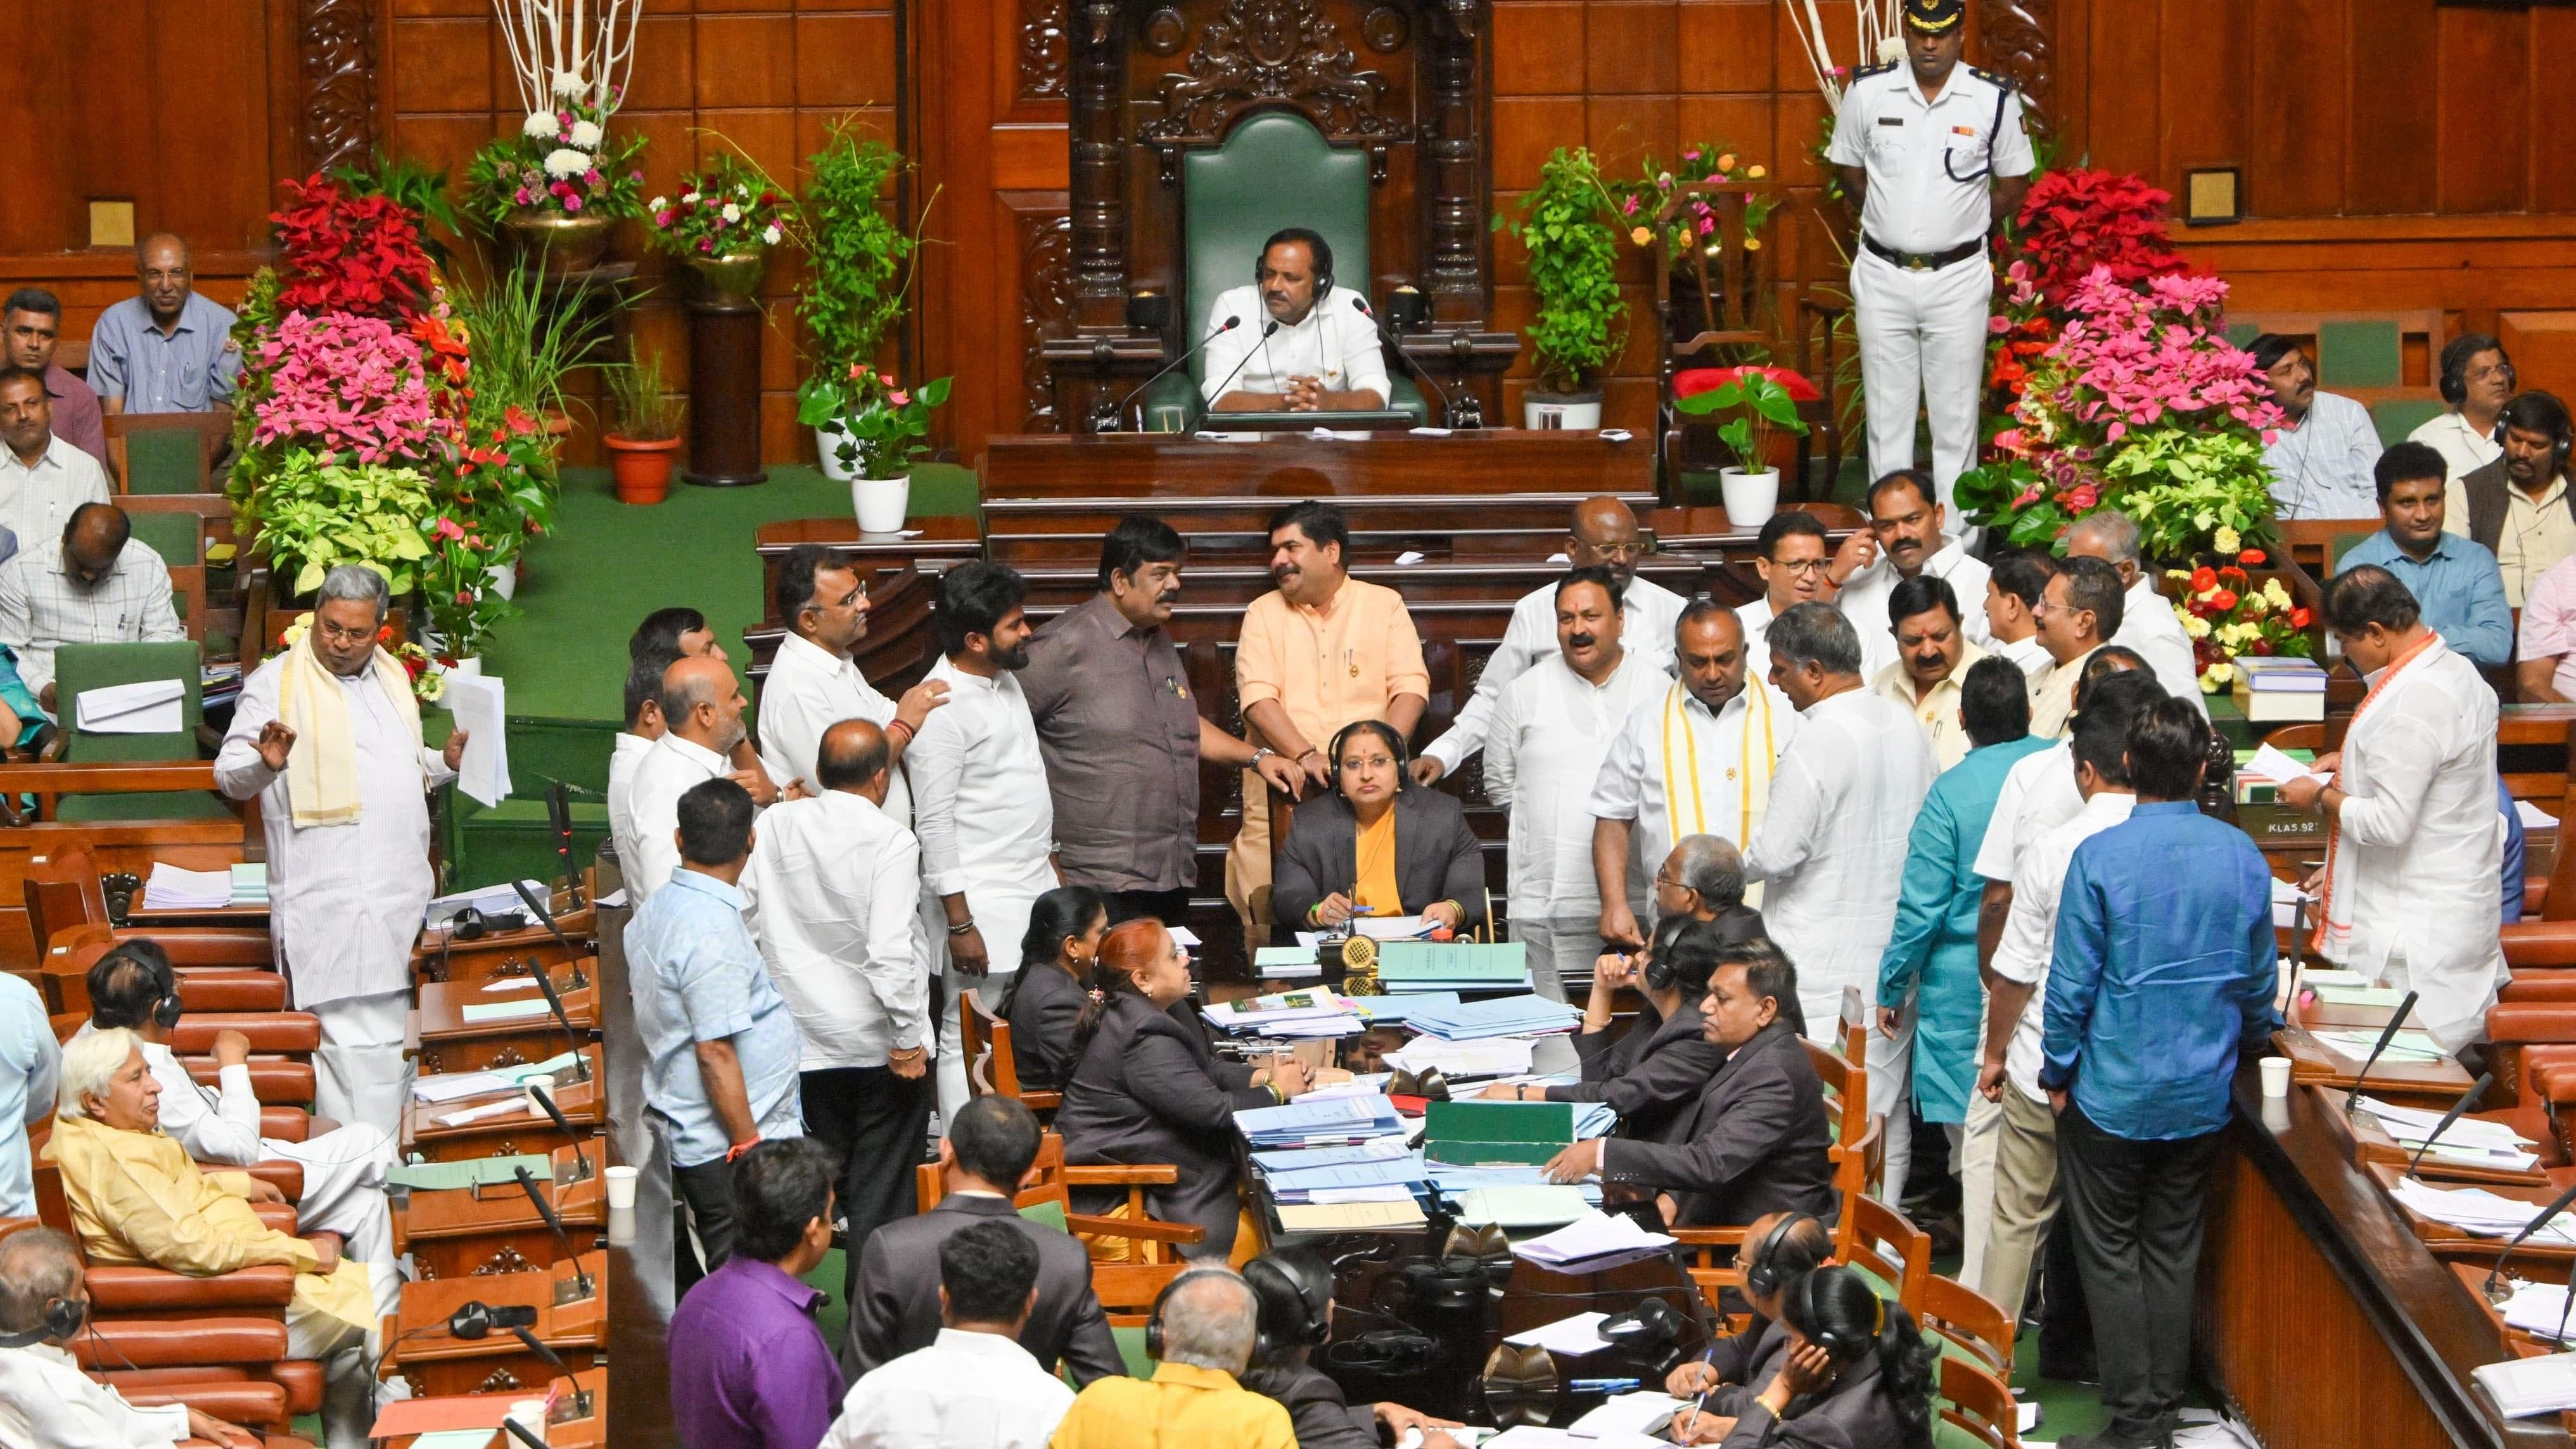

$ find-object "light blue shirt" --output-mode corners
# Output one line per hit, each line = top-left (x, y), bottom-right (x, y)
(627, 869), (803, 1168)
(2264, 390), (2384, 521)
(2335, 529), (2515, 669)
(87, 293), (243, 413)
(0, 975), (59, 1216)
(2040, 801), (2278, 1141)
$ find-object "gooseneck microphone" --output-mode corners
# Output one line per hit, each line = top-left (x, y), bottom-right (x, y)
(1095, 314), (1243, 432)
(2344, 990), (2419, 1118)
(528, 1083), (594, 1185)
(514, 1165), (597, 1301)
(2402, 1071), (2495, 1180)
(1351, 295), (1481, 429)
(1202, 321), (1282, 410)
(2485, 1174), (2576, 1303)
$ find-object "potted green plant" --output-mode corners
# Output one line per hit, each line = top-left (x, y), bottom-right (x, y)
(791, 122), (931, 482)
(647, 154), (794, 305)
(603, 354), (684, 504)
(1673, 365), (1814, 527)
(815, 366), (952, 532)
(1496, 146), (1628, 430)
(464, 84), (647, 278)
(252, 453), (438, 598)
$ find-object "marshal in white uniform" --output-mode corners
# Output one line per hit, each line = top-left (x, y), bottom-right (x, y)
(1199, 283), (1391, 407)
(1828, 59), (2033, 511)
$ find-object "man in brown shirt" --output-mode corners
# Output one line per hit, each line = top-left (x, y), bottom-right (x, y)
(1020, 516), (1300, 926)
(2, 291), (106, 470)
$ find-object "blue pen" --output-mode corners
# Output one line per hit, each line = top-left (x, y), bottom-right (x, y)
(1569, 1377), (1640, 1393)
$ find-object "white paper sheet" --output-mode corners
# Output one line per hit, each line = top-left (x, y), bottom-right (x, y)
(441, 672), (512, 808)
(75, 678), (182, 734)
(1502, 1310), (1613, 1356)
(2243, 743), (2329, 788)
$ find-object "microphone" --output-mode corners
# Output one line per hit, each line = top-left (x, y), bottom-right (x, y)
(506, 1327), (597, 1422)
(2485, 1173), (2576, 1303)
(1202, 321), (1280, 411)
(511, 878), (590, 995)
(511, 892), (594, 1086)
(1095, 314), (1242, 431)
(1350, 295), (1480, 429)
(2402, 1071), (2493, 1179)
(514, 1165), (596, 1300)
(547, 782), (583, 909)
(528, 1083), (593, 1185)
(2343, 990), (2418, 1118)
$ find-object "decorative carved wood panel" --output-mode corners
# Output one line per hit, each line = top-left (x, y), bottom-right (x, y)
(298, 0), (380, 175)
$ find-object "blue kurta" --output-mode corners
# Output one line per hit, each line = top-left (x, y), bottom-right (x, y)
(1876, 733), (2052, 1122)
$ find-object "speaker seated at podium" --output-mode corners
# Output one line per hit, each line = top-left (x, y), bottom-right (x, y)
(1203, 229), (1389, 415)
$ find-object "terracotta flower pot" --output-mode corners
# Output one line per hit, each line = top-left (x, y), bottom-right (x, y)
(606, 433), (682, 504)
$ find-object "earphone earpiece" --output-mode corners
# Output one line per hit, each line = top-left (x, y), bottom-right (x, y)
(0, 1294), (86, 1348)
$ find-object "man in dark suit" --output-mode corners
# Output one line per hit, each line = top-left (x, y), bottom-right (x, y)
(1542, 938), (1836, 1226)
(846, 1095), (1125, 1385)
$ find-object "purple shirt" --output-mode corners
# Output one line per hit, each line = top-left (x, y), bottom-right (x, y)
(43, 365), (105, 468)
(669, 1256), (844, 1449)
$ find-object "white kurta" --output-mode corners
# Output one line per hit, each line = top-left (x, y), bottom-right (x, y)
(2114, 577), (2209, 715)
(755, 631), (914, 826)
(0, 1342), (189, 1449)
(2321, 639), (2508, 1050)
(1422, 575), (1683, 776)
(1740, 593), (1896, 684)
(1973, 739), (2081, 883)
(1834, 535), (1996, 649)
(606, 730), (652, 870)
(217, 654), (449, 1008)
(1486, 649), (1667, 922)
(1587, 677), (1801, 901)
(1197, 283), (1392, 405)
(620, 732), (732, 902)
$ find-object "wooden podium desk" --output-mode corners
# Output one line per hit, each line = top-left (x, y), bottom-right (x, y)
(381, 1369), (607, 1447)
(2274, 1023), (2475, 1109)
(414, 905), (596, 988)
(979, 428), (1654, 500)
(414, 967), (597, 1076)
(397, 1142), (606, 1280)
(391, 1252), (606, 1400)
(2201, 1073), (2567, 1448)
(400, 1051), (604, 1162)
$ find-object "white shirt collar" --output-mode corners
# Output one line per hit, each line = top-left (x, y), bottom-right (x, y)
(657, 732), (728, 772)
(2076, 790), (2137, 822)
(777, 630), (853, 674)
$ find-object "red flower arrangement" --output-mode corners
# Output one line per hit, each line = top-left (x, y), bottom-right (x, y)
(1673, 364), (1821, 404)
(2007, 169), (2190, 308)
(268, 175), (438, 322)
(2167, 547), (2316, 691)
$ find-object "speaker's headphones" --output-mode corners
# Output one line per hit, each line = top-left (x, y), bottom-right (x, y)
(1742, 1213), (1813, 1299)
(1256, 227), (1336, 304)
(1145, 1266), (1240, 1362)
(449, 1300), (540, 1340)
(1244, 1250), (1335, 1362)
(0, 1294), (86, 1348)
(1324, 720), (1407, 793)
(1797, 1268), (1882, 1363)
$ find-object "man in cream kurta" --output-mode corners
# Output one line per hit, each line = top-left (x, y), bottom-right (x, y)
(1588, 601), (1799, 949)
(215, 568), (462, 1134)
(1745, 603), (1938, 1199)
(2280, 568), (2507, 1052)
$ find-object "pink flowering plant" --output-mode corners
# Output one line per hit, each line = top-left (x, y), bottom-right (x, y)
(250, 312), (438, 466)
(1610, 143), (1777, 257)
(1956, 264), (2285, 556)
(647, 155), (794, 259)
(465, 91), (647, 224)
(797, 366), (953, 479)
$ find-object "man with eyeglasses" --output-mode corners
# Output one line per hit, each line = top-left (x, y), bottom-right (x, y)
(755, 542), (948, 811)
(1736, 511), (1891, 682)
(2026, 556), (2126, 739)
(1415, 496), (1680, 786)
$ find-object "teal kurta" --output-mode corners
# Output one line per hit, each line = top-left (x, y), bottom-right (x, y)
(1876, 732), (2053, 1122)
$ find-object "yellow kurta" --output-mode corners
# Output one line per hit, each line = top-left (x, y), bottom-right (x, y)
(1049, 1363), (1297, 1449)
(44, 1113), (378, 1336)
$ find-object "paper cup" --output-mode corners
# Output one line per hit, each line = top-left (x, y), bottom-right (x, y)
(507, 1398), (549, 1443)
(2259, 1056), (2292, 1099)
(523, 1073), (556, 1118)
(603, 1164), (639, 1211)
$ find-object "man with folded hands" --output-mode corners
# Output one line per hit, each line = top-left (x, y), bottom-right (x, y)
(46, 1028), (403, 1449)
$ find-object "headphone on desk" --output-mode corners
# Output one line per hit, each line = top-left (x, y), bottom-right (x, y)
(0, 1294), (86, 1349)
(449, 1300), (540, 1339)
(1257, 227), (1336, 305)
(1145, 1266), (1242, 1361)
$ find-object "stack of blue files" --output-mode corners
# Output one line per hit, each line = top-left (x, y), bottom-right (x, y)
(1257, 1152), (1432, 1205)
(1345, 992), (1458, 1025)
(1404, 994), (1584, 1042)
(1236, 1094), (1408, 1149)
(1426, 1161), (1604, 1206)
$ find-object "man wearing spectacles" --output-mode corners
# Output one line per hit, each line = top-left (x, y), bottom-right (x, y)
(1737, 512), (1888, 682)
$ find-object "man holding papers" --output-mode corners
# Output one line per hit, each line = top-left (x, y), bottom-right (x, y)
(2278, 566), (2508, 1056)
(216, 563), (464, 1133)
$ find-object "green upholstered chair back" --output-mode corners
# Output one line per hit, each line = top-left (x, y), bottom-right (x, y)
(54, 639), (227, 823)
(124, 512), (201, 627)
(1182, 112), (1372, 385)
(2371, 397), (2445, 447)
(2319, 319), (2402, 389)
(122, 428), (208, 495)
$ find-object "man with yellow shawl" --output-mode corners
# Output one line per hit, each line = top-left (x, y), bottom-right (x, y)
(47, 1027), (404, 1449)
(216, 563), (466, 1133)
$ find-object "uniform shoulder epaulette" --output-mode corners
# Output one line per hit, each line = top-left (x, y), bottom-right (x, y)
(1854, 58), (1900, 79)
(1965, 64), (2017, 91)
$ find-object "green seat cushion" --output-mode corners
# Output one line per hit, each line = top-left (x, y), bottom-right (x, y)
(2326, 530), (2378, 575)
(1932, 1418), (1991, 1449)
(1182, 112), (1372, 388)
(122, 428), (207, 495)
(2318, 319), (2401, 389)
(56, 641), (202, 764)
(125, 511), (201, 567)
(1852, 1261), (1901, 1302)
(2371, 398), (2444, 447)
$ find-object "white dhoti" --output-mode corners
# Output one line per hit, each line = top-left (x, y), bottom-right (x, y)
(270, 1122), (399, 1266)
(1511, 916), (1595, 1075)
(930, 883), (1041, 1127)
(311, 991), (412, 1137)
(1851, 247), (1994, 512)
(287, 1256), (406, 1449)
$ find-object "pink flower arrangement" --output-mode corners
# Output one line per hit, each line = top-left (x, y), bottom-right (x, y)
(250, 312), (438, 465)
(2034, 268), (2283, 444)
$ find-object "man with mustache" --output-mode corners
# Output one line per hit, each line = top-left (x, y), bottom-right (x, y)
(1737, 512), (1892, 682)
(2451, 390), (2576, 606)
(1229, 501), (1427, 939)
(1202, 229), (1390, 415)
(1869, 575), (1986, 771)
(1022, 516), (1300, 928)
(908, 561), (1062, 1124)
(1833, 469), (1994, 658)
(756, 544), (950, 812)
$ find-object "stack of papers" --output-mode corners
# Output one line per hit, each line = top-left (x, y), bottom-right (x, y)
(1377, 941), (1534, 992)
(1253, 945), (1323, 980)
(141, 862), (233, 911)
(1405, 995), (1584, 1042)
(1513, 1210), (1678, 1273)
(1261, 1152), (1430, 1205)
(76, 679), (183, 734)
(2473, 1351), (2576, 1418)
(2315, 1028), (2450, 1066)
(1481, 1430), (1662, 1449)
(1502, 1310), (1616, 1355)
(228, 863), (268, 906)
(1276, 1199), (1429, 1232)
(2387, 1177), (2576, 1242)
(1569, 1393), (1686, 1438)
(2496, 1281), (2576, 1344)
(1237, 1095), (1407, 1149)
(1346, 993), (1458, 1025)
(1201, 990), (1366, 1039)
(1450, 1184), (1595, 1229)
(2361, 1097), (2539, 1170)
(1382, 1036), (1535, 1080)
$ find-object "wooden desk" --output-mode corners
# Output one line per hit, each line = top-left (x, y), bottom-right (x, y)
(397, 1143), (606, 1280)
(400, 1052), (604, 1162)
(414, 905), (596, 988)
(979, 430), (1654, 501)
(391, 1253), (606, 1400)
(381, 1367), (607, 1449)
(2275, 1024), (2476, 1109)
(415, 969), (598, 1075)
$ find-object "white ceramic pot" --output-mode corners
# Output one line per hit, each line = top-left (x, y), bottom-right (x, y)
(814, 421), (857, 483)
(1524, 392), (1604, 431)
(1721, 467), (1781, 530)
(853, 475), (911, 535)
(483, 563), (516, 602)
(441, 656), (483, 679)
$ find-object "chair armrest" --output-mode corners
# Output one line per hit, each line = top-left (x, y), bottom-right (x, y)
(1060, 1165), (1181, 1187)
(258, 1108), (308, 1142)
(1062, 1212), (1208, 1246)
(245, 1161), (304, 1202)
(184, 1056), (316, 1106)
(170, 1016), (320, 1055)
(109, 1377), (288, 1431)
(86, 1263), (296, 1313)
(75, 1315), (290, 1369)
(167, 970), (290, 1012)
(2504, 924), (2576, 969)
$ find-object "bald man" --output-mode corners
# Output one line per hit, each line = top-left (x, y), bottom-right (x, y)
(622, 653), (784, 900)
(745, 718), (932, 1301)
(0, 502), (182, 717)
(1416, 497), (1683, 785)
(89, 234), (241, 418)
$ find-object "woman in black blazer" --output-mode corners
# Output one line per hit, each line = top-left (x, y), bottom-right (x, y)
(1054, 918), (1314, 1260)
(1272, 720), (1488, 936)
(1482, 915), (1728, 1146)
(998, 886), (1109, 1093)
(1687, 1266), (1940, 1448)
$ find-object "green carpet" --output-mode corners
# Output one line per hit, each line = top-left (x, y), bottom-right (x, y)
(478, 462), (978, 720)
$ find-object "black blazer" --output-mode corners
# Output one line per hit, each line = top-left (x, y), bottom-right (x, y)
(1597, 1022), (1836, 1227)
(1270, 788), (1488, 931)
(1053, 993), (1270, 1253)
(847, 1192), (1126, 1386)
(1001, 961), (1088, 1092)
(1241, 1360), (1378, 1449)
(1555, 997), (1728, 1145)
(1716, 1351), (1911, 1448)
(1703, 1314), (1790, 1419)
